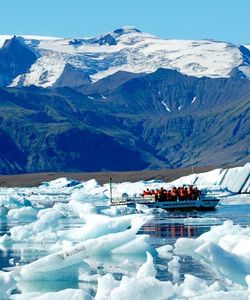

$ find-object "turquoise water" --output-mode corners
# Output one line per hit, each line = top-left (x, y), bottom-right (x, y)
(0, 202), (250, 296)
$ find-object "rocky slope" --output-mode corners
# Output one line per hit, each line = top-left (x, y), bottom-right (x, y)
(0, 67), (249, 174)
(0, 28), (249, 173)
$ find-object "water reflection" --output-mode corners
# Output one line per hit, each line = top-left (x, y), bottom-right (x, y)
(1, 203), (250, 296)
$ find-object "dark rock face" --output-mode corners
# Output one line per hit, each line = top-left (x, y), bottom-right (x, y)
(55, 64), (91, 88)
(0, 129), (27, 174)
(98, 34), (117, 46)
(0, 68), (249, 174)
(0, 36), (37, 86)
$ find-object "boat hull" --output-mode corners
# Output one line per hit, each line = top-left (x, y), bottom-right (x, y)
(110, 197), (220, 211)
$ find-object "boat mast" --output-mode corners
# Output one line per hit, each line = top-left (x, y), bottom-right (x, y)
(110, 177), (113, 203)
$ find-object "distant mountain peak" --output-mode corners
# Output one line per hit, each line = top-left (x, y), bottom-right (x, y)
(88, 26), (143, 46)
(112, 26), (142, 35)
(2, 35), (25, 49)
(1, 28), (250, 87)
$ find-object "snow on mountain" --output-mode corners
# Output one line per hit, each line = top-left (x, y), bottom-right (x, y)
(0, 26), (250, 87)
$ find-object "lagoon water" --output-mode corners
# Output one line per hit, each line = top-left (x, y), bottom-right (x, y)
(1, 197), (250, 298)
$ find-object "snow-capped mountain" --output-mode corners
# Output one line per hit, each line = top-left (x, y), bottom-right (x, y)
(0, 27), (250, 174)
(1, 26), (250, 88)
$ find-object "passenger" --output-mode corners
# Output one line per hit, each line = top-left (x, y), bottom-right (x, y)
(171, 187), (178, 201)
(167, 190), (172, 201)
(179, 187), (185, 201)
(159, 187), (165, 201)
(188, 185), (194, 200)
(155, 189), (159, 201)
(163, 189), (168, 201)
(183, 187), (189, 200)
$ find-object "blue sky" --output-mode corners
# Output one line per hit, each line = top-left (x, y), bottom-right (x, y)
(1, 0), (249, 44)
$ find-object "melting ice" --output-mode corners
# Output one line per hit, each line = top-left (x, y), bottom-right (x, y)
(0, 163), (249, 299)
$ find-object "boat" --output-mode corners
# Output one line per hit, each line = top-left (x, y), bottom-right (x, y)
(110, 194), (220, 211)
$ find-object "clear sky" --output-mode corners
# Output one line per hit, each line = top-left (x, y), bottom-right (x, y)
(0, 0), (249, 44)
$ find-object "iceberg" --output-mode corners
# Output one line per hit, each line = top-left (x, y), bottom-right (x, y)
(20, 215), (152, 280)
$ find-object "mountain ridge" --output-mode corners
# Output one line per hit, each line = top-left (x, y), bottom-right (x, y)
(0, 27), (250, 88)
(0, 67), (249, 174)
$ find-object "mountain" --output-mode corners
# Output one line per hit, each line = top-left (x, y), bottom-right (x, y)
(0, 28), (249, 174)
(0, 36), (37, 86)
(0, 27), (250, 88)
(0, 68), (249, 174)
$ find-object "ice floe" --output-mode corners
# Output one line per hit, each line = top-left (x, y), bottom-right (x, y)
(174, 220), (250, 287)
(0, 163), (249, 299)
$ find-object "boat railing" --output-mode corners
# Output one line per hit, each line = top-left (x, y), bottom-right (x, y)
(111, 195), (155, 205)
(110, 193), (218, 205)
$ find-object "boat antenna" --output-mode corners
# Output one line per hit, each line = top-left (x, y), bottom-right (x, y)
(109, 177), (113, 203)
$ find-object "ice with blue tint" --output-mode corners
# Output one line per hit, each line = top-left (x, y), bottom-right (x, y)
(0, 163), (249, 299)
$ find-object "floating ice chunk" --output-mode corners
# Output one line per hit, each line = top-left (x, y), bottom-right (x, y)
(95, 273), (120, 300)
(196, 241), (250, 286)
(84, 215), (153, 256)
(174, 236), (200, 256)
(0, 271), (17, 299)
(246, 274), (250, 289)
(178, 274), (221, 298)
(135, 203), (154, 215)
(10, 209), (62, 242)
(112, 235), (157, 256)
(0, 234), (12, 246)
(0, 195), (32, 209)
(192, 290), (249, 300)
(0, 204), (8, 216)
(101, 206), (136, 216)
(174, 220), (250, 287)
(175, 220), (245, 256)
(8, 207), (37, 220)
(183, 217), (221, 225)
(41, 178), (80, 189)
(96, 252), (175, 300)
(20, 247), (49, 263)
(20, 215), (151, 280)
(70, 180), (108, 203)
(220, 194), (250, 205)
(136, 252), (156, 278)
(168, 256), (180, 283)
(156, 244), (173, 259)
(69, 201), (97, 217)
(58, 213), (140, 242)
(14, 289), (93, 300)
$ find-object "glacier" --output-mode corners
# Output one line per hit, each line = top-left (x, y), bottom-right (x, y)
(0, 26), (250, 87)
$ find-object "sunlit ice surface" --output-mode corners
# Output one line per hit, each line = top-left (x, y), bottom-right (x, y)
(0, 172), (250, 299)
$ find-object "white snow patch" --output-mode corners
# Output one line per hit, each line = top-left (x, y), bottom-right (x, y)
(2, 28), (247, 87)
(161, 101), (171, 112)
(191, 96), (197, 103)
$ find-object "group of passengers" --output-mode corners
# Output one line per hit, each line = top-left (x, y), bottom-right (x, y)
(141, 185), (201, 201)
